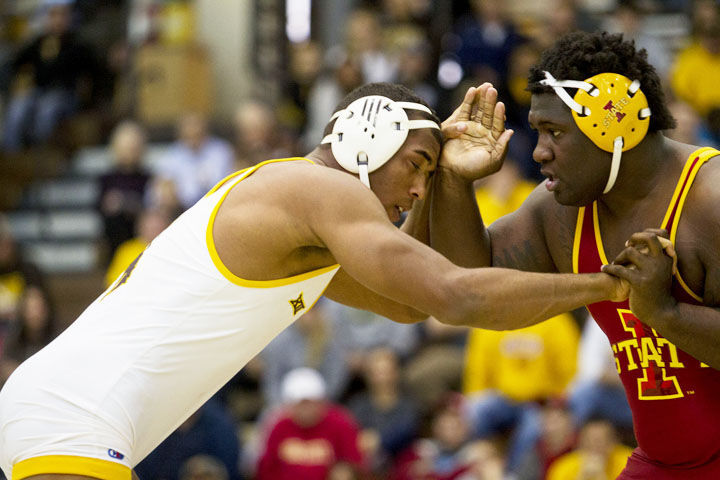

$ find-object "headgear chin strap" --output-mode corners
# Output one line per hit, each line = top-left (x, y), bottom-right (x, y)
(321, 95), (439, 188)
(540, 71), (651, 194)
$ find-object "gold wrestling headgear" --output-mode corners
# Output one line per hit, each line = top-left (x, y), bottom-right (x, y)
(540, 71), (651, 193)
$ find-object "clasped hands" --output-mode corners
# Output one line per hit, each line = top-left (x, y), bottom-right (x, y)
(602, 228), (679, 324)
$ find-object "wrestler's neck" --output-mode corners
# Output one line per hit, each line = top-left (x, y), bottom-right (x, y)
(304, 146), (331, 168)
(305, 146), (360, 177)
(599, 133), (691, 215)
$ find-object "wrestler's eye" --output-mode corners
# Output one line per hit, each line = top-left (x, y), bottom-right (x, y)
(550, 129), (561, 138)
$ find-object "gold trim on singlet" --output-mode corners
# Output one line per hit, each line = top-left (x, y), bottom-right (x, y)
(579, 147), (718, 302)
(592, 202), (610, 267)
(675, 268), (703, 303)
(572, 206), (585, 274)
(659, 147), (718, 302)
(205, 157), (340, 288)
(658, 147), (714, 230)
(12, 455), (131, 480)
(203, 157), (311, 197)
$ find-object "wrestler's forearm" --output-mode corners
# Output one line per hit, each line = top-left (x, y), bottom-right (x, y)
(648, 303), (720, 370)
(448, 269), (618, 330)
(430, 167), (491, 267)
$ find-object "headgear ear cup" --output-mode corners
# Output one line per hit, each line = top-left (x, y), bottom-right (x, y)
(540, 72), (651, 194)
(321, 96), (440, 188)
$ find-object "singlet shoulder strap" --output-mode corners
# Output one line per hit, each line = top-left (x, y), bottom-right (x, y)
(204, 156), (338, 288)
(660, 148), (719, 237)
(204, 157), (314, 198)
(573, 204), (607, 274)
(659, 147), (719, 302)
(572, 206), (586, 274)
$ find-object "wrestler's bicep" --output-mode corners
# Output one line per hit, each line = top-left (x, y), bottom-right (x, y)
(488, 189), (557, 272)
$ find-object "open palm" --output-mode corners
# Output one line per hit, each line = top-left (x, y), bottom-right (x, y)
(440, 83), (514, 181)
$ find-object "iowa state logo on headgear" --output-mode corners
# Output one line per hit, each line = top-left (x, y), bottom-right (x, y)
(570, 72), (650, 153)
(540, 71), (651, 193)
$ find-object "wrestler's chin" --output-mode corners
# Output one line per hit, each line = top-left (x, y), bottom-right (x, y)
(552, 188), (591, 208)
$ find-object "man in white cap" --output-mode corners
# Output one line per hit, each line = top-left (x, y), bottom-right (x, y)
(257, 368), (363, 480)
(3, 0), (98, 152)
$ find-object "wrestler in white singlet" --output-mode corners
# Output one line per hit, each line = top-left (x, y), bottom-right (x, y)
(0, 158), (338, 479)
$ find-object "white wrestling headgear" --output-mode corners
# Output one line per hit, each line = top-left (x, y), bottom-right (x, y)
(321, 96), (440, 188)
(540, 71), (651, 194)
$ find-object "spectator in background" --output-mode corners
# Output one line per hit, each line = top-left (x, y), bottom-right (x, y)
(146, 176), (184, 221)
(460, 440), (508, 480)
(394, 27), (439, 109)
(543, 0), (588, 47)
(135, 398), (242, 480)
(345, 9), (398, 84)
(2, 0), (99, 152)
(391, 395), (502, 480)
(667, 100), (720, 149)
(0, 286), (56, 386)
(472, 159), (536, 225)
(378, 0), (434, 32)
(256, 368), (364, 480)
(665, 100), (707, 146)
(671, 16), (720, 117)
(603, 0), (672, 81)
(546, 419), (633, 480)
(0, 218), (47, 328)
(324, 299), (419, 380)
(216, 356), (265, 431)
(463, 313), (580, 473)
(303, 53), (363, 149)
(689, 0), (720, 37)
(403, 316), (467, 416)
(522, 0), (598, 51)
(328, 462), (362, 480)
(704, 107), (720, 148)
(153, 112), (234, 210)
(104, 207), (172, 287)
(515, 400), (578, 480)
(179, 455), (229, 480)
(453, 0), (524, 86)
(499, 43), (543, 181)
(98, 120), (151, 257)
(233, 98), (293, 170)
(262, 300), (349, 406)
(279, 41), (324, 136)
(348, 347), (420, 475)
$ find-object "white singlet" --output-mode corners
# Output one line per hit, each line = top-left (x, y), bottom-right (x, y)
(0, 158), (339, 479)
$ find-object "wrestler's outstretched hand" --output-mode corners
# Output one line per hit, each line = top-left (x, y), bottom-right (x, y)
(440, 83), (514, 181)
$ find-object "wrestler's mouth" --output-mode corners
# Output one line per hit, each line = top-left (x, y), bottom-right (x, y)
(391, 204), (410, 222)
(542, 171), (559, 192)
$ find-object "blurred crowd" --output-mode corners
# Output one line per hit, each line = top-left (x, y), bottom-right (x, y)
(2, 0), (720, 479)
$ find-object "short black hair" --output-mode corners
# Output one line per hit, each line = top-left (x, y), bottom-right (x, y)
(528, 31), (676, 132)
(333, 82), (441, 124)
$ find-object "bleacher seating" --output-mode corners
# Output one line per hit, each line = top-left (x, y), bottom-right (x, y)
(7, 144), (169, 274)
